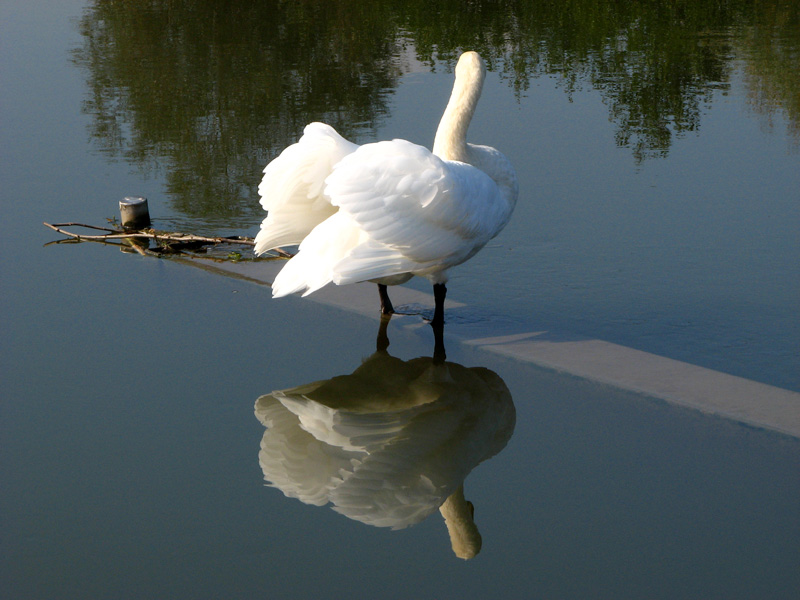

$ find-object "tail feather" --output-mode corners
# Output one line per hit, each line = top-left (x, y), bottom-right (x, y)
(271, 212), (365, 298)
(271, 250), (331, 298)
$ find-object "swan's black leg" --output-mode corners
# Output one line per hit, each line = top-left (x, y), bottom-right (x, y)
(432, 283), (446, 363)
(376, 313), (392, 353)
(431, 283), (446, 327)
(377, 284), (395, 315)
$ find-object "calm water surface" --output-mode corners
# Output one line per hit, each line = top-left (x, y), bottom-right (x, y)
(2, 1), (799, 598)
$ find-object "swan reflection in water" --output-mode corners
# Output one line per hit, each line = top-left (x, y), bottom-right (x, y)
(254, 318), (515, 559)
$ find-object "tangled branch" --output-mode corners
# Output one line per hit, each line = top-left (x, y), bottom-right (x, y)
(43, 222), (292, 260)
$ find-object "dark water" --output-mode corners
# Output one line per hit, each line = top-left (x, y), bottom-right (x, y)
(2, 1), (799, 598)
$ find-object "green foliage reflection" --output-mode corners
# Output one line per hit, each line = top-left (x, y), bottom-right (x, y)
(73, 0), (403, 224)
(73, 0), (799, 221)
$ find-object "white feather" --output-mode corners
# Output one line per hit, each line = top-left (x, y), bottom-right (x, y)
(254, 123), (357, 255)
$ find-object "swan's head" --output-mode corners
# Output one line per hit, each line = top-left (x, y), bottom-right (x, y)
(455, 51), (486, 84)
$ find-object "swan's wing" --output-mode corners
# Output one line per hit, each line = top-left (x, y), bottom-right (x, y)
(254, 123), (357, 254)
(324, 139), (512, 282)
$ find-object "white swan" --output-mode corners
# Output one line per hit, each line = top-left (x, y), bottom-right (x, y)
(254, 51), (518, 324)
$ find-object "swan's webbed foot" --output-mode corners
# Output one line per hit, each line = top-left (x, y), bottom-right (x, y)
(377, 284), (395, 315)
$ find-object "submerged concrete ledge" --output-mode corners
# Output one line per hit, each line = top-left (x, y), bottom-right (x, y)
(464, 332), (800, 438)
(187, 258), (800, 438)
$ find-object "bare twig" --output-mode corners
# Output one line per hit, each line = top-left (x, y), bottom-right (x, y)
(44, 222), (253, 244)
(46, 222), (121, 234)
(43, 222), (294, 258)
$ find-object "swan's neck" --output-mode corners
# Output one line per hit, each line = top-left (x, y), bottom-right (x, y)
(433, 58), (485, 163)
(439, 485), (482, 559)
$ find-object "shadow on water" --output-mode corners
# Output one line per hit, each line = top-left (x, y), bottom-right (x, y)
(254, 317), (515, 560)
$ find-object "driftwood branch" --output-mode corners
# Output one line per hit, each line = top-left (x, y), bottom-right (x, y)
(44, 221), (253, 245)
(43, 222), (293, 259)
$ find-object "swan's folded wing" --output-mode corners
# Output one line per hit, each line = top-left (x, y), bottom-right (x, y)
(324, 139), (510, 267)
(255, 123), (357, 254)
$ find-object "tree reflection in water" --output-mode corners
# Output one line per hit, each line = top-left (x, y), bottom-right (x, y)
(254, 317), (515, 559)
(73, 0), (798, 220)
